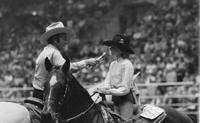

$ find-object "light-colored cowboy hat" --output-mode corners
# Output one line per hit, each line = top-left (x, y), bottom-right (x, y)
(39, 22), (74, 43)
(100, 34), (134, 54)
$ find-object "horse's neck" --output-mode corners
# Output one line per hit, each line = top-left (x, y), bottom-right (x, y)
(59, 92), (103, 123)
(60, 74), (94, 118)
(61, 104), (103, 123)
(69, 73), (94, 104)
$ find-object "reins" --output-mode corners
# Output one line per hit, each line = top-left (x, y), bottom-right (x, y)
(57, 93), (100, 123)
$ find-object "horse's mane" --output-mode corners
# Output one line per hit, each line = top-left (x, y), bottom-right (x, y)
(67, 72), (94, 104)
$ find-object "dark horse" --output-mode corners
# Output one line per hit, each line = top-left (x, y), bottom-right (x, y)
(42, 57), (193, 123)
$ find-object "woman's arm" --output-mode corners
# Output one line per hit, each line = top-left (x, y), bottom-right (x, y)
(108, 61), (134, 96)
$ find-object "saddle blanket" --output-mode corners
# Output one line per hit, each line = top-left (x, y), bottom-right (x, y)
(140, 104), (165, 120)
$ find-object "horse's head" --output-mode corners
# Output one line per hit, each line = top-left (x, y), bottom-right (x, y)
(42, 57), (94, 122)
(42, 57), (71, 122)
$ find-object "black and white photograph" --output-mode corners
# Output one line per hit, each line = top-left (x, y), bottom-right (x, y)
(0, 0), (198, 123)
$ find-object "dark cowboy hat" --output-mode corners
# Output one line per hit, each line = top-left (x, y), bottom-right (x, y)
(39, 22), (74, 43)
(100, 34), (134, 54)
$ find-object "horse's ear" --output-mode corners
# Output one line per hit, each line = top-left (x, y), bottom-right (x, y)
(45, 57), (53, 72)
(62, 57), (70, 74)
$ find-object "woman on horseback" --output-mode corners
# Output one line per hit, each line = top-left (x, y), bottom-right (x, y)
(96, 34), (140, 120)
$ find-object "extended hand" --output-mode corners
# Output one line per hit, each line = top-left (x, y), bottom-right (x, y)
(85, 58), (99, 67)
(95, 87), (110, 94)
(94, 88), (103, 94)
(85, 53), (106, 67)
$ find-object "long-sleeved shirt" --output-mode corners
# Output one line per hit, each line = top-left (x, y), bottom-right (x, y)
(33, 44), (89, 91)
(100, 58), (135, 96)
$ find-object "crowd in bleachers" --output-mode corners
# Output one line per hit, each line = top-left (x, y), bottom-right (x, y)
(0, 0), (114, 90)
(129, 0), (198, 84)
(0, 0), (198, 113)
(124, 0), (198, 112)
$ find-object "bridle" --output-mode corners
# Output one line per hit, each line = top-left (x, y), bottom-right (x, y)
(57, 81), (69, 106)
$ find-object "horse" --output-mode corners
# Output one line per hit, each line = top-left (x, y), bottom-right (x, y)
(42, 57), (193, 123)
(0, 58), (55, 123)
(0, 102), (31, 123)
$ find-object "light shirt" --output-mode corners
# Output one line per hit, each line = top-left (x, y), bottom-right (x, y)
(33, 44), (87, 90)
(101, 58), (135, 96)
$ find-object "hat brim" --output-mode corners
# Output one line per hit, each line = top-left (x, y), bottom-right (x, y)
(39, 27), (74, 43)
(100, 40), (134, 54)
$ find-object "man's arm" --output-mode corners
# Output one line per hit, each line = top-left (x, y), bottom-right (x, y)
(70, 60), (88, 73)
(70, 53), (106, 73)
(70, 58), (98, 73)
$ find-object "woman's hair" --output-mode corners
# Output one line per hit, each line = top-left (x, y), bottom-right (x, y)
(120, 51), (130, 58)
(47, 34), (60, 44)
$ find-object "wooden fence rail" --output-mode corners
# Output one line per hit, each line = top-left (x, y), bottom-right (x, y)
(0, 81), (198, 122)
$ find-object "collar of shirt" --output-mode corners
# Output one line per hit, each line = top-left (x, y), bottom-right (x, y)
(116, 57), (123, 62)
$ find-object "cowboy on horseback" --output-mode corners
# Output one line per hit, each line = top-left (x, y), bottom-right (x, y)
(32, 21), (104, 100)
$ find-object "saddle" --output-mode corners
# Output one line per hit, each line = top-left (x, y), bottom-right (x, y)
(24, 97), (44, 109)
(100, 104), (126, 123)
(99, 102), (167, 123)
(23, 97), (44, 123)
